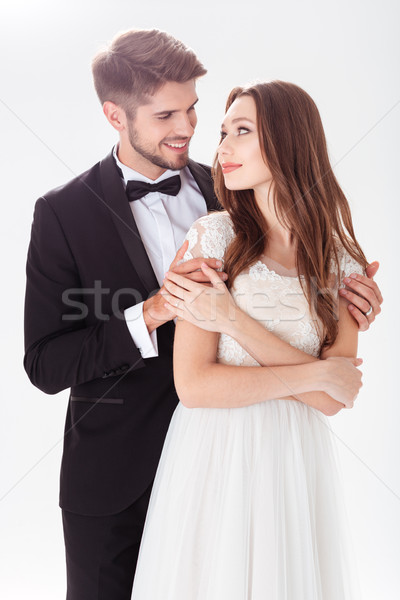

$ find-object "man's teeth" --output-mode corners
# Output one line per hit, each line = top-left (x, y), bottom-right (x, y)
(166, 142), (186, 148)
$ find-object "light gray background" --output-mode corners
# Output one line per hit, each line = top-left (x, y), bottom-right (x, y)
(1, 0), (399, 598)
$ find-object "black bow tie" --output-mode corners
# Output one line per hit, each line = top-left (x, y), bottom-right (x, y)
(125, 175), (181, 202)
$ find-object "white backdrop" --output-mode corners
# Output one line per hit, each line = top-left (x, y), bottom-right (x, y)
(1, 0), (399, 598)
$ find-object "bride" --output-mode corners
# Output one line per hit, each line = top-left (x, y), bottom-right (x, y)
(131, 81), (366, 599)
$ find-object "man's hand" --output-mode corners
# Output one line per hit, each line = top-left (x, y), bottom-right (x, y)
(143, 242), (227, 333)
(339, 261), (383, 332)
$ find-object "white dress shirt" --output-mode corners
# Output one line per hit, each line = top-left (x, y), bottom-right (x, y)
(113, 147), (208, 359)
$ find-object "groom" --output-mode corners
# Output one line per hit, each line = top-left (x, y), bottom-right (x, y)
(24, 28), (383, 600)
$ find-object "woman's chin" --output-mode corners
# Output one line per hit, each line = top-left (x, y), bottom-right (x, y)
(224, 182), (250, 191)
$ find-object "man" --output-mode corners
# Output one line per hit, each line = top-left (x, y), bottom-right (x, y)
(24, 28), (383, 600)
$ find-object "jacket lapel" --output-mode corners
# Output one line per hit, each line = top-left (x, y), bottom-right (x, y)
(187, 160), (221, 212)
(99, 153), (221, 296)
(99, 151), (159, 296)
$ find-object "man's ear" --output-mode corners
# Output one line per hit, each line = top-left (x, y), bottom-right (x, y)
(103, 101), (126, 132)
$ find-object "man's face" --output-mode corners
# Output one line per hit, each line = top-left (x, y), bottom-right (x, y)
(125, 80), (199, 178)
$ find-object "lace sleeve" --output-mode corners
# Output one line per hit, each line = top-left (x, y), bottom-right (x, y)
(182, 211), (257, 368)
(336, 243), (366, 290)
(182, 211), (235, 266)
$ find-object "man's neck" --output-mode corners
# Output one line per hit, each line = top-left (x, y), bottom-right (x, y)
(117, 143), (166, 181)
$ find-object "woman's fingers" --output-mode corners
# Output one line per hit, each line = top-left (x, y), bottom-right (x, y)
(200, 262), (227, 288)
(163, 278), (187, 300)
(165, 270), (198, 292)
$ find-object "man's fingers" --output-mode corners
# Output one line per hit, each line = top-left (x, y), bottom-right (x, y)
(340, 288), (374, 314)
(170, 240), (189, 269)
(365, 261), (379, 280)
(347, 304), (370, 331)
(174, 257), (223, 275)
(339, 279), (381, 314)
(184, 271), (225, 284)
(341, 272), (383, 305)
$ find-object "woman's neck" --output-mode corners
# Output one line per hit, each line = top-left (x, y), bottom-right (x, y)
(254, 184), (294, 253)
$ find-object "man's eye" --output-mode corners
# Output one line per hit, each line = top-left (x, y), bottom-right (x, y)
(158, 114), (172, 120)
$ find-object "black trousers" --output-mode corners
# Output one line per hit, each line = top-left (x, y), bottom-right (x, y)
(62, 483), (153, 600)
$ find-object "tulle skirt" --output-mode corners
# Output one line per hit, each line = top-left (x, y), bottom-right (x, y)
(131, 399), (360, 600)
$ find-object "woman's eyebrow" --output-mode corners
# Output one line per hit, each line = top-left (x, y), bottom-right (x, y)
(231, 117), (254, 124)
(221, 117), (255, 127)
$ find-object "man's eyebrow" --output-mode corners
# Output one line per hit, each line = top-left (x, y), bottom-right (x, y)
(221, 117), (255, 128)
(153, 98), (199, 116)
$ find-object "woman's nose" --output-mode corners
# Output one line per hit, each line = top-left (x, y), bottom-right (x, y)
(218, 136), (232, 156)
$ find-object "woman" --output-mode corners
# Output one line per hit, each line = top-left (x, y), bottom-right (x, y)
(131, 81), (366, 599)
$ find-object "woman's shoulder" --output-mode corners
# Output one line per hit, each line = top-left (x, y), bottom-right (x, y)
(330, 236), (365, 283)
(184, 211), (235, 261)
(191, 210), (232, 229)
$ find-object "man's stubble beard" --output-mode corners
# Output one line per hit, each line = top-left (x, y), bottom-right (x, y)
(127, 122), (190, 172)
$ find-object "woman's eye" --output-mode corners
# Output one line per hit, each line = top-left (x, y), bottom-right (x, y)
(220, 131), (227, 140)
(238, 127), (250, 135)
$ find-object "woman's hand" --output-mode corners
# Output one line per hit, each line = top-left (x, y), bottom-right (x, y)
(162, 262), (237, 333)
(144, 244), (227, 333)
(319, 356), (363, 408)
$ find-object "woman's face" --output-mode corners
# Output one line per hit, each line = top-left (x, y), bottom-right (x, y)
(218, 95), (272, 191)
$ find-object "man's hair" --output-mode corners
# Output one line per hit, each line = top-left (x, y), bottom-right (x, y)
(92, 29), (207, 118)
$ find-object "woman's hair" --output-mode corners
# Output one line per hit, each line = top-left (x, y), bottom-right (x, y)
(92, 29), (207, 118)
(213, 81), (367, 348)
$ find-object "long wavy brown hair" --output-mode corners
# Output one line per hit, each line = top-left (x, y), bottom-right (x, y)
(213, 81), (367, 348)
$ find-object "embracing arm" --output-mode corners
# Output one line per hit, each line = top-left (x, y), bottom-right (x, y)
(24, 197), (144, 394)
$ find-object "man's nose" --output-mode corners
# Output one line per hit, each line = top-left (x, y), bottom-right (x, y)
(174, 113), (195, 138)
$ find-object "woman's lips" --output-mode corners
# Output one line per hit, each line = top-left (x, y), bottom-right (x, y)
(221, 163), (242, 174)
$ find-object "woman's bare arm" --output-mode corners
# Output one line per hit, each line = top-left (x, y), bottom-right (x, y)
(279, 295), (361, 415)
(166, 265), (362, 415)
(173, 294), (362, 415)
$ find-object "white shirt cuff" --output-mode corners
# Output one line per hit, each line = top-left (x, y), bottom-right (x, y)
(124, 302), (159, 359)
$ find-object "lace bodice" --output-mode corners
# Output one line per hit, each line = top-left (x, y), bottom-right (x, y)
(183, 212), (365, 367)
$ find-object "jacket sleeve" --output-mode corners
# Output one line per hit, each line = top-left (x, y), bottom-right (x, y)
(24, 196), (145, 395)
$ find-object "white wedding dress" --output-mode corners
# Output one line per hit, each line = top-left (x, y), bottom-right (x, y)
(131, 212), (363, 600)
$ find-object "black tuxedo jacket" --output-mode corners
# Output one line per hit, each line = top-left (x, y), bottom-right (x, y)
(24, 150), (220, 516)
